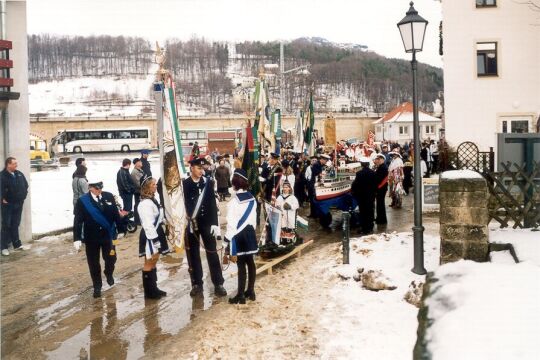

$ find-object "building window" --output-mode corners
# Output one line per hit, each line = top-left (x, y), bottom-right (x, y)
(399, 126), (409, 135)
(476, 0), (496, 7)
(477, 42), (498, 76)
(500, 117), (531, 134)
(425, 125), (435, 134)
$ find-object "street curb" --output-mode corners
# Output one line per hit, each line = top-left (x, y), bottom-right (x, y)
(32, 227), (72, 240)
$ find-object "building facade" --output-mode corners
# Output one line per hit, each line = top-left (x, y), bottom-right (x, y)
(373, 102), (442, 143)
(1, 0), (31, 241)
(442, 0), (540, 152)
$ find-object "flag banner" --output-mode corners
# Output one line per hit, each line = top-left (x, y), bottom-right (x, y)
(242, 120), (261, 196)
(265, 202), (282, 245)
(256, 80), (275, 154)
(296, 216), (309, 232)
(293, 109), (304, 153)
(155, 76), (187, 253)
(324, 115), (336, 149)
(304, 92), (315, 154)
(274, 109), (282, 154)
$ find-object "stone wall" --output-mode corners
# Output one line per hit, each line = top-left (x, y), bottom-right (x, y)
(439, 170), (489, 264)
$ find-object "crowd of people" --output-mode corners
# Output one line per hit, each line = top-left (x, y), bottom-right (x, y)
(2, 135), (439, 303)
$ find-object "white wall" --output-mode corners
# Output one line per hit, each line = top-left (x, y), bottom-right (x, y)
(443, 0), (540, 151)
(4, 0), (31, 241)
(375, 122), (441, 143)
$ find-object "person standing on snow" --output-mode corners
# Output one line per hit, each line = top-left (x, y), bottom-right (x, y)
(140, 149), (152, 177)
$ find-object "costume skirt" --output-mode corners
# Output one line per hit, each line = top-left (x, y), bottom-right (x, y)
(231, 225), (258, 256)
(139, 225), (170, 259)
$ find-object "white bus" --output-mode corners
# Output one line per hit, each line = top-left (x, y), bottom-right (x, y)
(51, 128), (152, 154)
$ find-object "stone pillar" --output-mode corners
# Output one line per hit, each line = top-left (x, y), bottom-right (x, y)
(439, 170), (489, 264)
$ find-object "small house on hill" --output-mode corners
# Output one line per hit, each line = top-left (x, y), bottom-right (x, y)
(373, 102), (442, 143)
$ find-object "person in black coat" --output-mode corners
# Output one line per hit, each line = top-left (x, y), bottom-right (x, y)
(116, 158), (136, 211)
(306, 154), (329, 218)
(183, 158), (227, 298)
(73, 179), (127, 298)
(140, 149), (152, 177)
(351, 158), (377, 235)
(1, 157), (29, 256)
(373, 154), (388, 225)
(259, 153), (282, 202)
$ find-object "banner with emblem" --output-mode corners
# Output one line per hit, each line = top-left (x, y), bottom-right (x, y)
(154, 44), (187, 253)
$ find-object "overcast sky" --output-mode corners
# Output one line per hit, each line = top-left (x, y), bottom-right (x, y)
(27, 0), (442, 67)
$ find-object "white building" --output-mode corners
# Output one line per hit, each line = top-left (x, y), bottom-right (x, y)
(373, 102), (442, 143)
(441, 0), (540, 151)
(0, 0), (31, 241)
(328, 96), (351, 112)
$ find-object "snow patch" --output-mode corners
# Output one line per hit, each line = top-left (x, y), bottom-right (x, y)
(440, 170), (483, 180)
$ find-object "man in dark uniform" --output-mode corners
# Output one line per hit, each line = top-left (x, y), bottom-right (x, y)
(351, 157), (377, 235)
(259, 153), (282, 203)
(74, 179), (126, 298)
(306, 154), (329, 218)
(141, 149), (152, 177)
(183, 158), (227, 297)
(373, 154), (388, 226)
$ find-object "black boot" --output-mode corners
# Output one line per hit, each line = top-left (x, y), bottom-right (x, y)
(93, 287), (102, 298)
(151, 268), (167, 297)
(228, 293), (246, 304)
(244, 289), (256, 301)
(142, 270), (161, 299)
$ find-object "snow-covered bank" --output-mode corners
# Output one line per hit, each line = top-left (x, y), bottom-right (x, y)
(425, 260), (540, 360)
(30, 155), (160, 234)
(323, 232), (441, 359)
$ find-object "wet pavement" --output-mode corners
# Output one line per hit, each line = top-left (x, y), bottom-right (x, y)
(1, 193), (438, 359)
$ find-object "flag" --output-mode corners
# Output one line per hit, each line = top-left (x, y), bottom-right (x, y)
(255, 80), (275, 154)
(273, 109), (282, 154)
(155, 75), (187, 253)
(293, 109), (304, 153)
(368, 130), (375, 146)
(264, 202), (282, 245)
(242, 120), (261, 196)
(304, 92), (315, 154)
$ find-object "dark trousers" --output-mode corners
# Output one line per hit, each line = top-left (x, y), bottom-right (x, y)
(186, 227), (224, 287)
(358, 198), (375, 234)
(237, 255), (256, 295)
(120, 193), (133, 211)
(307, 183), (317, 217)
(375, 189), (388, 225)
(294, 180), (306, 205)
(1, 202), (24, 250)
(133, 193), (141, 224)
(85, 240), (116, 290)
(432, 155), (439, 174)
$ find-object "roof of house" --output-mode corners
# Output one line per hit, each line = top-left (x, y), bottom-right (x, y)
(373, 102), (441, 124)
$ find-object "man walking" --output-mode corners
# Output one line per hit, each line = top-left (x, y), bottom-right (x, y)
(117, 159), (136, 212)
(130, 158), (144, 224)
(1, 157), (29, 256)
(183, 158), (227, 297)
(351, 157), (377, 235)
(374, 154), (388, 226)
(73, 179), (126, 298)
(140, 149), (152, 177)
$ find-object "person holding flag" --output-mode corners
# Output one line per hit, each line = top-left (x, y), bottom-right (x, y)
(73, 178), (127, 298)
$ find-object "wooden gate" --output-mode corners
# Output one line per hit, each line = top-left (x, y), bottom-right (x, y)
(482, 161), (540, 228)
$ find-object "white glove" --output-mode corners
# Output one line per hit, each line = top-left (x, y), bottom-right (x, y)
(258, 176), (266, 182)
(74, 240), (82, 252)
(210, 225), (221, 237)
(117, 233), (125, 239)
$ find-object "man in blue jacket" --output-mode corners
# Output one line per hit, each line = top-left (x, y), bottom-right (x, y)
(1, 157), (29, 256)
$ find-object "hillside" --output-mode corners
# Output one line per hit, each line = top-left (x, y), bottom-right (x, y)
(27, 34), (443, 117)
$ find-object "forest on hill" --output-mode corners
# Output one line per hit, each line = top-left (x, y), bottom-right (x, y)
(28, 34), (442, 114)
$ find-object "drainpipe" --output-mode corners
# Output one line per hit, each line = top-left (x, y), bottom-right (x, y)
(0, 0), (8, 157)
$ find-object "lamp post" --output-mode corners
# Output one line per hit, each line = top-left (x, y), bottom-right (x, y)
(397, 1), (428, 275)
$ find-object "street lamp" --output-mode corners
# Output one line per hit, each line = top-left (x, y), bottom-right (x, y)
(397, 1), (428, 275)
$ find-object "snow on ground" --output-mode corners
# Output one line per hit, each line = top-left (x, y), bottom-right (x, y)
(489, 227), (540, 265)
(425, 260), (540, 360)
(322, 232), (441, 359)
(31, 155), (161, 234)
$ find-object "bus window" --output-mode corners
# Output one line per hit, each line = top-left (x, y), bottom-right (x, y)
(119, 131), (131, 139)
(198, 131), (206, 139)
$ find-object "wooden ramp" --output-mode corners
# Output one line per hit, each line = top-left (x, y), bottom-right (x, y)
(228, 239), (314, 278)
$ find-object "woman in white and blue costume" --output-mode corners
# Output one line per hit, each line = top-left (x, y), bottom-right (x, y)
(225, 168), (258, 304)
